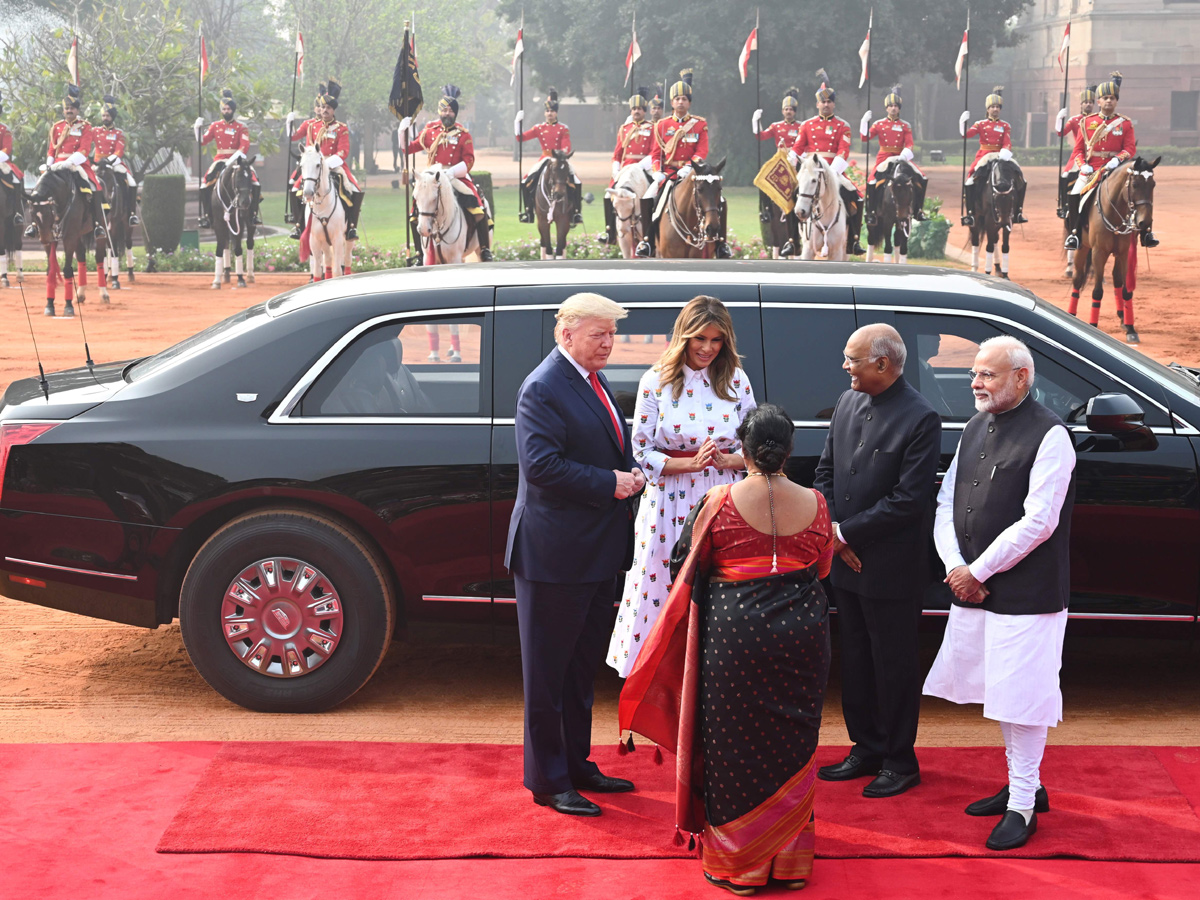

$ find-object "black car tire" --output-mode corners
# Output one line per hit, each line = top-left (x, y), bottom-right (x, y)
(179, 508), (395, 712)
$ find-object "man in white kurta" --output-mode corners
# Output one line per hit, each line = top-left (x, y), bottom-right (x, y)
(923, 336), (1076, 851)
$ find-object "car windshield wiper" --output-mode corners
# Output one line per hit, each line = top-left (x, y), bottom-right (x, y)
(1168, 362), (1200, 385)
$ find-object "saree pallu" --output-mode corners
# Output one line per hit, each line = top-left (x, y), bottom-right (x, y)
(620, 485), (831, 885)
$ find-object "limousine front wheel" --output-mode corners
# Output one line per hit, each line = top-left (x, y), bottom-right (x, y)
(179, 508), (395, 712)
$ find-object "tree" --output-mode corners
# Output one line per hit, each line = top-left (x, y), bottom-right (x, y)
(495, 0), (1031, 183)
(0, 0), (281, 179)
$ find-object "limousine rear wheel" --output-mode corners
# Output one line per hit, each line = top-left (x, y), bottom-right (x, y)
(180, 508), (395, 713)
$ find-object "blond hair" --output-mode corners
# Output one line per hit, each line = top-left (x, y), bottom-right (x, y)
(554, 292), (628, 343)
(654, 295), (740, 401)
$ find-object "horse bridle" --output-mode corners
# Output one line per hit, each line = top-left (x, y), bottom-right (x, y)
(28, 170), (74, 242)
(987, 162), (1016, 226)
(1098, 163), (1151, 236)
(797, 165), (842, 246)
(539, 160), (571, 221)
(667, 174), (722, 249)
(217, 162), (253, 236)
(416, 170), (465, 262)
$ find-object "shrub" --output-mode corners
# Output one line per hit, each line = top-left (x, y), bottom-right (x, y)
(141, 174), (185, 253)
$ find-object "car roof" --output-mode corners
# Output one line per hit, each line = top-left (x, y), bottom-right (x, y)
(265, 261), (1038, 317)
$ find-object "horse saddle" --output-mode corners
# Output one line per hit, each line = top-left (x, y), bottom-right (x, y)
(652, 179), (678, 221)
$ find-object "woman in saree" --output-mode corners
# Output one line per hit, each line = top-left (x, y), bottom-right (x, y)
(619, 404), (833, 895)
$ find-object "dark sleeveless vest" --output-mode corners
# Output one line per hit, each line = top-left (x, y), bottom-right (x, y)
(952, 396), (1075, 616)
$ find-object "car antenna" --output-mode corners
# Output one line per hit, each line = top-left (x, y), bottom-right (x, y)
(65, 270), (95, 371)
(15, 278), (50, 400)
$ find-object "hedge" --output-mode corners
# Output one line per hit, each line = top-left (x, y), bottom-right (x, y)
(141, 174), (185, 253)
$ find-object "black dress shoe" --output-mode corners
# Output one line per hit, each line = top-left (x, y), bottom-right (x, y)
(863, 769), (921, 798)
(986, 809), (1037, 851)
(532, 789), (601, 817)
(818, 754), (882, 782)
(965, 784), (1049, 817)
(575, 772), (635, 793)
(703, 872), (756, 897)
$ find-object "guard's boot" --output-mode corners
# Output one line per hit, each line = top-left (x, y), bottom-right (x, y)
(864, 183), (878, 226)
(13, 209), (23, 226)
(1013, 179), (1029, 223)
(714, 200), (732, 258)
(961, 181), (976, 227)
(24, 222), (38, 238)
(1057, 174), (1071, 219)
(198, 186), (212, 228)
(912, 176), (928, 220)
(634, 196), (656, 257)
(345, 192), (363, 241)
(1063, 196), (1081, 250)
(780, 213), (801, 258)
(518, 178), (536, 223)
(408, 211), (424, 266)
(597, 197), (617, 244)
(252, 184), (263, 225)
(570, 183), (584, 226)
(92, 194), (107, 238)
(475, 212), (494, 261)
(844, 189), (865, 256)
(1140, 230), (1159, 248)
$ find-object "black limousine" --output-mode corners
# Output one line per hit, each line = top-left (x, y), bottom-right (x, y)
(2, 262), (1198, 711)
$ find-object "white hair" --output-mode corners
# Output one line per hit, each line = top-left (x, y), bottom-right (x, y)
(979, 335), (1036, 385)
(870, 331), (907, 374)
(554, 292), (628, 342)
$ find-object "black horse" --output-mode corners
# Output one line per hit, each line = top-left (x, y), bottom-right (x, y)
(0, 170), (25, 288)
(26, 168), (96, 316)
(866, 159), (917, 263)
(534, 150), (578, 259)
(93, 158), (138, 287)
(209, 156), (260, 289)
(969, 159), (1024, 279)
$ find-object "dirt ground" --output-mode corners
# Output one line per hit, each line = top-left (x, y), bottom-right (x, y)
(1, 167), (1197, 746)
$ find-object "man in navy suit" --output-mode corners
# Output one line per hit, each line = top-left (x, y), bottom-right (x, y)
(506, 292), (646, 816)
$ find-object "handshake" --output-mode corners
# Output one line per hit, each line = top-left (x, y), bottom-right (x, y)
(613, 468), (646, 500)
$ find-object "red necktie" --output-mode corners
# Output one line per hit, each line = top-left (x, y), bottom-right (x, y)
(588, 371), (624, 451)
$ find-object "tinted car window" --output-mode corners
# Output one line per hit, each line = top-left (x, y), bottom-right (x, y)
(761, 306), (858, 420)
(299, 317), (485, 417)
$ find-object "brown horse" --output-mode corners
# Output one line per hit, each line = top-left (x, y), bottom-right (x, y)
(1068, 156), (1158, 343)
(535, 149), (576, 259)
(656, 158), (727, 259)
(26, 168), (96, 317)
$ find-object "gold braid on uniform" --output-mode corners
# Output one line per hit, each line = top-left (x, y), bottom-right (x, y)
(427, 124), (461, 167)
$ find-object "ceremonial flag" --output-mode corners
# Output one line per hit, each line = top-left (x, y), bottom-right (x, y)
(1058, 21), (1071, 72)
(954, 16), (969, 90)
(199, 28), (209, 85)
(738, 21), (758, 84)
(389, 25), (423, 120)
(754, 149), (797, 214)
(67, 35), (79, 86)
(624, 14), (642, 88)
(510, 19), (524, 87)
(858, 9), (872, 89)
(296, 32), (305, 83)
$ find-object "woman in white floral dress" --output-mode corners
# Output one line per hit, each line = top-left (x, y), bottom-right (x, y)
(607, 296), (757, 677)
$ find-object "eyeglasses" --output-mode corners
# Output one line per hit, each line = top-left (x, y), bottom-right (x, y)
(968, 368), (1013, 383)
(843, 354), (881, 366)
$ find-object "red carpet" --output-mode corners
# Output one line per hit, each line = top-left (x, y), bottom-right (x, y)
(155, 742), (1200, 862)
(5, 742), (1200, 900)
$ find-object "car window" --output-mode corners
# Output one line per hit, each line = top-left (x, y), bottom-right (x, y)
(298, 317), (484, 417)
(761, 306), (859, 421)
(895, 314), (1099, 423)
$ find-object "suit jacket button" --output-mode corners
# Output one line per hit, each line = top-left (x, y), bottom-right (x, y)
(859, 441), (864, 447)
(850, 468), (856, 475)
(973, 480), (979, 486)
(979, 452), (986, 459)
(988, 425), (995, 432)
(967, 507), (973, 513)
(866, 414), (873, 421)
(845, 494), (851, 501)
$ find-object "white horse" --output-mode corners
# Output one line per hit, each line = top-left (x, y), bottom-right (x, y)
(412, 165), (487, 264)
(605, 164), (650, 260)
(793, 153), (848, 261)
(299, 145), (351, 281)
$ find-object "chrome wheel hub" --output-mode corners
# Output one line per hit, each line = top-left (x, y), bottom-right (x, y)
(221, 557), (344, 677)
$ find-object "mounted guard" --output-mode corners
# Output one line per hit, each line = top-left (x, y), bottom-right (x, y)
(753, 86), (804, 256)
(92, 95), (139, 230)
(299, 79), (362, 241)
(0, 90), (26, 287)
(599, 85), (655, 245)
(1063, 73), (1157, 251)
(398, 84), (494, 262)
(635, 68), (732, 259)
(286, 86), (327, 239)
(784, 70), (865, 257)
(194, 89), (261, 230)
(959, 86), (1027, 227)
(25, 85), (105, 240)
(1055, 84), (1096, 219)
(861, 85), (927, 226)
(516, 89), (582, 224)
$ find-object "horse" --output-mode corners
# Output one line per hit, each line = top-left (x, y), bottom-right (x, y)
(655, 158), (727, 259)
(26, 167), (96, 316)
(1069, 156), (1159, 344)
(92, 158), (129, 294)
(968, 158), (1023, 279)
(866, 158), (916, 264)
(534, 149), (576, 259)
(299, 145), (352, 280)
(412, 164), (488, 265)
(793, 153), (847, 261)
(604, 164), (650, 260)
(209, 156), (258, 289)
(0, 170), (25, 288)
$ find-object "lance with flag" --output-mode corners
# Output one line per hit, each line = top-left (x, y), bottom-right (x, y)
(739, 11), (767, 223)
(284, 28), (303, 222)
(389, 21), (423, 261)
(511, 13), (525, 220)
(956, 11), (970, 223)
(1056, 20), (1071, 217)
(625, 12), (641, 89)
(196, 25), (208, 227)
(859, 9), (872, 190)
(67, 34), (79, 87)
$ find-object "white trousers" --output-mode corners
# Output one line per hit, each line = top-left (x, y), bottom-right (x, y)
(1001, 720), (1047, 812)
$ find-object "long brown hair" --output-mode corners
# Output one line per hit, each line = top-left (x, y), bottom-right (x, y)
(654, 295), (741, 401)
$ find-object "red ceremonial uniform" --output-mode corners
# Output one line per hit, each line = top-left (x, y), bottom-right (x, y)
(517, 122), (572, 157)
(302, 119), (360, 190)
(0, 122), (24, 179)
(1071, 113), (1136, 171)
(790, 114), (852, 164)
(965, 117), (1012, 175)
(651, 114), (708, 176)
(612, 120), (654, 168)
(200, 118), (256, 183)
(1057, 113), (1087, 172)
(48, 118), (100, 189)
(404, 121), (483, 204)
(290, 118), (320, 145)
(757, 119), (802, 152)
(91, 125), (126, 160)
(864, 116), (919, 179)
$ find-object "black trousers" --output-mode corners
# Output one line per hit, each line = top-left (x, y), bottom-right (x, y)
(831, 585), (921, 774)
(514, 573), (618, 793)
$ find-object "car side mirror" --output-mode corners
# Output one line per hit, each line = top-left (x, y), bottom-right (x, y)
(1082, 392), (1157, 451)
